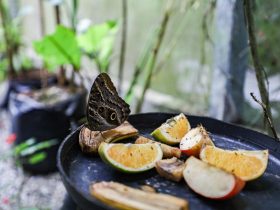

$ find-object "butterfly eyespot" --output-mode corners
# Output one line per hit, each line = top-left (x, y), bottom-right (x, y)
(98, 107), (104, 114)
(110, 112), (116, 121)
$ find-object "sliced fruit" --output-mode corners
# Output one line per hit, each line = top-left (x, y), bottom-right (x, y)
(79, 121), (138, 154)
(180, 125), (214, 157)
(155, 157), (185, 182)
(135, 136), (181, 159)
(151, 113), (191, 145)
(90, 181), (189, 210)
(98, 142), (163, 173)
(183, 156), (245, 200)
(200, 145), (269, 181)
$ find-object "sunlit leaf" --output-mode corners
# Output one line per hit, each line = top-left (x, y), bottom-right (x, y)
(28, 152), (47, 164)
(14, 138), (36, 156)
(77, 20), (118, 72)
(19, 139), (58, 156)
(33, 25), (81, 70)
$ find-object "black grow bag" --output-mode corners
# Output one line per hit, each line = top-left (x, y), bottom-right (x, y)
(9, 88), (87, 173)
(0, 74), (57, 109)
(12, 109), (71, 173)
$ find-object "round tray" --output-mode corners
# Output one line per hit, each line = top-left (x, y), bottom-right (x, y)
(57, 113), (280, 210)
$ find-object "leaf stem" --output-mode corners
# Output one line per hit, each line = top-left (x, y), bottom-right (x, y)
(38, 0), (45, 37)
(135, 4), (171, 113)
(0, 0), (16, 78)
(118, 0), (127, 94)
(124, 30), (155, 103)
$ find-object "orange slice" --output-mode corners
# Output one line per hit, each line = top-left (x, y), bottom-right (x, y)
(151, 113), (191, 145)
(98, 142), (163, 173)
(200, 145), (269, 181)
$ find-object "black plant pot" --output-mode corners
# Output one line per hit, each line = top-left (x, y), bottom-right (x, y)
(9, 88), (87, 174)
(12, 109), (71, 173)
(0, 72), (57, 109)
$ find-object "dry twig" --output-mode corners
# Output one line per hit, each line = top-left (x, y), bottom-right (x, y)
(250, 93), (279, 140)
(244, 0), (275, 136)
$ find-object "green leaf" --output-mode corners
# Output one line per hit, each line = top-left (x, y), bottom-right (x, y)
(13, 138), (36, 156)
(33, 25), (81, 70)
(19, 139), (58, 156)
(28, 152), (47, 164)
(77, 20), (118, 72)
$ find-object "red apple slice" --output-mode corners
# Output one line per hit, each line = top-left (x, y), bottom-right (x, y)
(183, 156), (245, 200)
(180, 125), (214, 157)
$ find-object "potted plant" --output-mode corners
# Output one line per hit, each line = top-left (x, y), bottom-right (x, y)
(0, 0), (86, 173)
(0, 0), (57, 109)
(7, 10), (119, 174)
(7, 23), (89, 173)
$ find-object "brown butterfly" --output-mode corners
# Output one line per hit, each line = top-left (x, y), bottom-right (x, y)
(86, 73), (130, 131)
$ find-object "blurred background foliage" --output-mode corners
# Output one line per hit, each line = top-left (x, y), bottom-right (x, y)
(255, 0), (280, 77)
(0, 0), (279, 118)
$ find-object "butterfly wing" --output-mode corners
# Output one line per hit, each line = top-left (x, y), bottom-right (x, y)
(86, 73), (130, 131)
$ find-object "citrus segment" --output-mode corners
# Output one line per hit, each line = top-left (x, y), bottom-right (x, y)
(98, 142), (163, 173)
(200, 145), (269, 181)
(151, 113), (191, 145)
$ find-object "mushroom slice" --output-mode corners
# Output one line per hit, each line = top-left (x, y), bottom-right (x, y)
(90, 181), (189, 210)
(79, 121), (138, 154)
(155, 157), (186, 182)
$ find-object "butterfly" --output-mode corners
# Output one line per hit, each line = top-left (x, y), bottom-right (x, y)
(86, 73), (130, 131)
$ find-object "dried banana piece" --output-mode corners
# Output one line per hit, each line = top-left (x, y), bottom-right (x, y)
(135, 136), (181, 159)
(79, 121), (138, 154)
(90, 181), (189, 210)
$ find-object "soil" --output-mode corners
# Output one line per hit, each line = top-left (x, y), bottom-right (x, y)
(12, 69), (55, 82)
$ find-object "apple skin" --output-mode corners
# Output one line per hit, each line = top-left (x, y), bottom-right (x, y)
(183, 156), (245, 200)
(217, 176), (245, 200)
(180, 126), (214, 157)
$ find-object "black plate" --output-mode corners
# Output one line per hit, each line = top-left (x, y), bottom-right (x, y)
(57, 113), (280, 210)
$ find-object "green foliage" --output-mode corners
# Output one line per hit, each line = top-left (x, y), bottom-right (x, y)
(28, 152), (47, 164)
(255, 0), (280, 76)
(0, 59), (8, 81)
(33, 25), (81, 71)
(20, 56), (33, 70)
(77, 20), (118, 72)
(13, 138), (58, 165)
(13, 138), (36, 156)
(18, 139), (58, 156)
